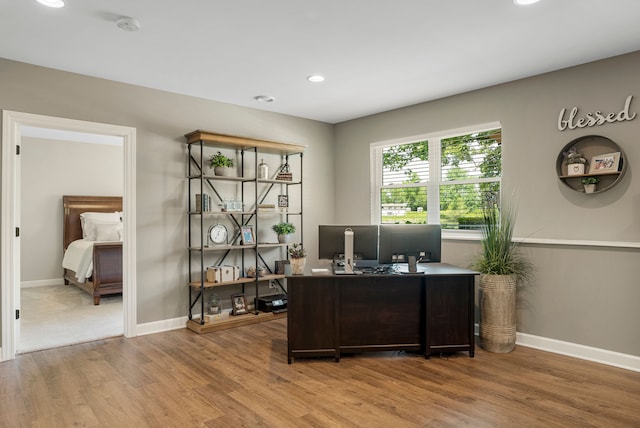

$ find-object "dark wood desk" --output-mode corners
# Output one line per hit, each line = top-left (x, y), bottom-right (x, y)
(287, 263), (478, 363)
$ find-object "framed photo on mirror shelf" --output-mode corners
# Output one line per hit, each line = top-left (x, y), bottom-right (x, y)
(589, 152), (620, 174)
(241, 226), (255, 244)
(231, 293), (248, 315)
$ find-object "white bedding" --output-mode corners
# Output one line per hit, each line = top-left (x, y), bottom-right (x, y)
(62, 239), (95, 283)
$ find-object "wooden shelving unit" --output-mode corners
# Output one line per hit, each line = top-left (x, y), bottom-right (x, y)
(184, 130), (304, 332)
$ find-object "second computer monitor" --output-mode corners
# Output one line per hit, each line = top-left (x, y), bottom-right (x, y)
(378, 224), (441, 264)
(318, 225), (379, 266)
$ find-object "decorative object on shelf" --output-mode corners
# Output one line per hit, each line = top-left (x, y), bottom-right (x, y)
(275, 260), (288, 275)
(246, 266), (266, 278)
(563, 145), (587, 175)
(276, 162), (293, 181)
(207, 223), (228, 245)
(208, 293), (221, 315)
(241, 225), (255, 244)
(231, 293), (248, 315)
(470, 199), (534, 353)
(258, 158), (269, 179)
(206, 265), (240, 283)
(257, 203), (275, 212)
(195, 193), (211, 212)
(278, 194), (288, 211)
(588, 152), (621, 174)
(581, 176), (599, 194)
(272, 222), (295, 243)
(289, 243), (307, 275)
(209, 151), (235, 176)
(221, 200), (242, 212)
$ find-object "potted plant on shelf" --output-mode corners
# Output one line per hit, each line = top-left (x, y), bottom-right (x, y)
(288, 243), (307, 275)
(564, 146), (587, 176)
(581, 176), (599, 193)
(209, 151), (235, 176)
(470, 199), (534, 353)
(272, 222), (296, 243)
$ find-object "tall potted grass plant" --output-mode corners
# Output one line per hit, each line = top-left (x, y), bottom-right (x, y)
(471, 200), (534, 353)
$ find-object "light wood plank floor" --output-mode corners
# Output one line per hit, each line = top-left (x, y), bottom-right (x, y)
(1, 318), (639, 427)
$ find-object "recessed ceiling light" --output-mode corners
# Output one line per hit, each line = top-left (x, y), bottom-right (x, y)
(254, 95), (275, 103)
(36, 0), (65, 8)
(514, 0), (541, 5)
(116, 17), (141, 32)
(307, 75), (325, 83)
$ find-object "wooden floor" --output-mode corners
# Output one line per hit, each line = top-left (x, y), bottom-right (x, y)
(1, 319), (639, 427)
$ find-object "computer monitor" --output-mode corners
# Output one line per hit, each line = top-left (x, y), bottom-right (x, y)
(318, 225), (379, 267)
(378, 224), (441, 265)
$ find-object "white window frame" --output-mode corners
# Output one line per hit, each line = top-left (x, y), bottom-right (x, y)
(370, 121), (501, 239)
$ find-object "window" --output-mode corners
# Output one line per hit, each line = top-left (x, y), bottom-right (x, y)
(372, 124), (501, 230)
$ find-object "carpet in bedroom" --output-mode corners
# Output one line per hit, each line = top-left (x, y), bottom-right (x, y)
(18, 283), (123, 353)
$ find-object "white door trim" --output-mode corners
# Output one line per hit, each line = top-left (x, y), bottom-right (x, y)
(1, 110), (137, 361)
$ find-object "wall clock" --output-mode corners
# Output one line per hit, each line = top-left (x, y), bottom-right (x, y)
(208, 223), (228, 245)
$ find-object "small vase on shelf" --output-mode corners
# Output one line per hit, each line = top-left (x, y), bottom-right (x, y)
(290, 257), (306, 275)
(288, 243), (307, 275)
(581, 177), (599, 194)
(278, 234), (292, 243)
(567, 163), (585, 176)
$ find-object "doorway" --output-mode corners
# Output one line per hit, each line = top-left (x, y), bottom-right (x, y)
(1, 110), (137, 361)
(19, 129), (123, 352)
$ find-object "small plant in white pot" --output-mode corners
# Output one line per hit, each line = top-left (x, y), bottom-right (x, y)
(288, 243), (307, 275)
(272, 222), (296, 243)
(581, 176), (599, 193)
(209, 151), (235, 176)
(564, 146), (587, 176)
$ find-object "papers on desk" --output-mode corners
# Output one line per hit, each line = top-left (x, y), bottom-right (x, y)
(334, 269), (363, 275)
(311, 268), (331, 275)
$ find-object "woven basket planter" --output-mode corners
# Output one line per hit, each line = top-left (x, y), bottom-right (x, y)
(479, 274), (517, 353)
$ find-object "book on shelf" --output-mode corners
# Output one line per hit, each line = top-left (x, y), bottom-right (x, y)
(257, 203), (276, 213)
(275, 172), (293, 181)
(195, 193), (211, 212)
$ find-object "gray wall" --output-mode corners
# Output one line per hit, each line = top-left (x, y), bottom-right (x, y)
(0, 58), (335, 326)
(334, 51), (640, 356)
(2, 51), (639, 358)
(20, 137), (123, 284)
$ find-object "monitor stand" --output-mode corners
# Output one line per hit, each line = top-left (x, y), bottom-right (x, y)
(408, 255), (417, 273)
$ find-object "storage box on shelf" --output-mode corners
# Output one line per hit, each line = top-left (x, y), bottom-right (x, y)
(184, 130), (304, 333)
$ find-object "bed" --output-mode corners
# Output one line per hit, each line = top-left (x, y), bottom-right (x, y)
(62, 195), (123, 305)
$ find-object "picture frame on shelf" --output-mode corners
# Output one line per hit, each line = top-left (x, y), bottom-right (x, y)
(588, 152), (621, 174)
(278, 194), (288, 209)
(241, 225), (255, 244)
(231, 293), (248, 315)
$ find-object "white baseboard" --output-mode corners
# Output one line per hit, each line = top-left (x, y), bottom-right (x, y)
(516, 332), (640, 373)
(135, 316), (188, 336)
(21, 278), (65, 288)
(474, 323), (640, 372)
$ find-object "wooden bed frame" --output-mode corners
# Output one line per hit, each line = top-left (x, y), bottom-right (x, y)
(63, 195), (123, 305)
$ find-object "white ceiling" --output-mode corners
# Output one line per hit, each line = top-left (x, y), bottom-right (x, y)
(2, 0), (640, 124)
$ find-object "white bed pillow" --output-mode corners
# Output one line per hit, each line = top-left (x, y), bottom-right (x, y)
(80, 211), (121, 239)
(94, 222), (123, 241)
(83, 218), (122, 241)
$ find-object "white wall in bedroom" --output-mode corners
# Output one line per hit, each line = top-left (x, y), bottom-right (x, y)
(20, 136), (123, 287)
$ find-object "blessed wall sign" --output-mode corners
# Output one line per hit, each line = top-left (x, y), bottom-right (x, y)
(558, 95), (636, 131)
